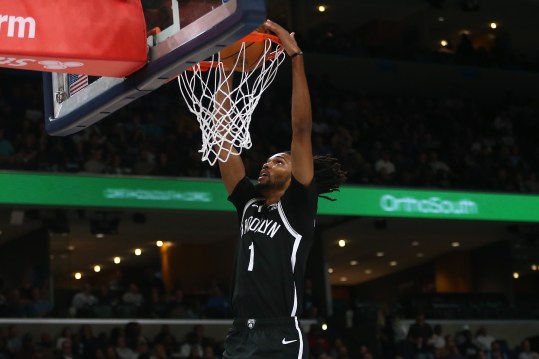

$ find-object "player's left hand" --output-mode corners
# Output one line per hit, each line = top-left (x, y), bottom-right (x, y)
(263, 20), (301, 57)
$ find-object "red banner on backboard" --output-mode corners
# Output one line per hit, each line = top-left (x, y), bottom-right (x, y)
(0, 0), (147, 77)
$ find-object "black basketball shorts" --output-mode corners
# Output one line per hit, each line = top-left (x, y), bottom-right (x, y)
(223, 317), (308, 359)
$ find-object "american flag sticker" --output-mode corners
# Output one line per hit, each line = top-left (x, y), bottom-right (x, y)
(67, 74), (89, 96)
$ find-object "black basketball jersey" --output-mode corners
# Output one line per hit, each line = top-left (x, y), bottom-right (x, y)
(228, 176), (318, 318)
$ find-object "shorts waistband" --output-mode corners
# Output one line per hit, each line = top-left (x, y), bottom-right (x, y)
(233, 317), (298, 330)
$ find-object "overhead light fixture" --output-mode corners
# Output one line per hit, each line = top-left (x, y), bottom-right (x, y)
(531, 264), (537, 271)
(440, 40), (448, 47)
(339, 276), (347, 282)
(376, 251), (385, 257)
(156, 240), (164, 247)
(490, 22), (497, 29)
(338, 239), (346, 248)
(114, 257), (121, 264)
(328, 268), (334, 274)
(134, 248), (142, 256)
(451, 241), (460, 248)
(390, 261), (398, 267)
(94, 265), (101, 273)
(74, 272), (82, 280)
(350, 260), (358, 266)
(317, 5), (327, 12)
(417, 252), (424, 258)
(513, 272), (519, 279)
(364, 269), (372, 274)
(411, 241), (420, 246)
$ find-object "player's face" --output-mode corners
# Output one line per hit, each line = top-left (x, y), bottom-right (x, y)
(256, 152), (292, 190)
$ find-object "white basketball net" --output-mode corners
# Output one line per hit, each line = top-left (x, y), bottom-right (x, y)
(178, 37), (285, 165)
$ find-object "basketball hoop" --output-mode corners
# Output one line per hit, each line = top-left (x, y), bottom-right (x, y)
(178, 31), (286, 165)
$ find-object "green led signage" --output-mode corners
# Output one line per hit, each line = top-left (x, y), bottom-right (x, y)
(1, 172), (538, 222)
(319, 187), (539, 222)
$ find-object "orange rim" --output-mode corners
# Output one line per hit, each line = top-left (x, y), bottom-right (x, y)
(187, 31), (283, 72)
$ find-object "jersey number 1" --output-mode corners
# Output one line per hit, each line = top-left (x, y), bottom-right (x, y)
(248, 242), (254, 271)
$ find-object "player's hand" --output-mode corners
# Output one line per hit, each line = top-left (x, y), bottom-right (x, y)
(263, 19), (301, 56)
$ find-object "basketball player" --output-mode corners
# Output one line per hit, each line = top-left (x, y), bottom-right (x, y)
(217, 20), (346, 359)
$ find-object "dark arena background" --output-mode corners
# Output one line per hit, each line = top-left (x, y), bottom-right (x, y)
(0, 0), (538, 358)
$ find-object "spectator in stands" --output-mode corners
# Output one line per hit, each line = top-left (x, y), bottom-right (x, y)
(78, 324), (98, 359)
(83, 149), (106, 173)
(153, 325), (177, 357)
(201, 344), (218, 359)
(407, 312), (434, 345)
(55, 327), (74, 352)
(485, 341), (508, 359)
(29, 287), (53, 318)
(430, 324), (446, 351)
(307, 325), (331, 358)
(94, 348), (106, 359)
(459, 329), (480, 359)
(71, 284), (98, 317)
(0, 128), (15, 164)
(0, 335), (12, 359)
(17, 334), (38, 359)
(122, 283), (144, 308)
(433, 335), (449, 357)
(132, 149), (156, 175)
(150, 343), (169, 359)
(359, 344), (373, 359)
(445, 338), (465, 359)
(167, 289), (194, 319)
(124, 322), (148, 353)
(35, 332), (55, 359)
(96, 285), (119, 308)
(518, 339), (538, 359)
(106, 153), (132, 175)
(404, 312), (435, 359)
(109, 270), (128, 299)
(4, 289), (31, 317)
(328, 338), (348, 359)
(204, 281), (229, 319)
(139, 269), (166, 299)
(14, 133), (40, 170)
(114, 334), (137, 359)
(147, 287), (169, 318)
(134, 336), (151, 359)
(6, 325), (22, 354)
(179, 325), (213, 358)
(56, 338), (80, 359)
(375, 151), (396, 183)
(475, 327), (495, 352)
(104, 344), (120, 359)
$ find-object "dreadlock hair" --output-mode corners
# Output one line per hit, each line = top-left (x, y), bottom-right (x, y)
(313, 154), (347, 201)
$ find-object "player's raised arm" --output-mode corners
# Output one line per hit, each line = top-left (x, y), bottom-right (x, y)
(264, 20), (313, 187)
(214, 71), (246, 194)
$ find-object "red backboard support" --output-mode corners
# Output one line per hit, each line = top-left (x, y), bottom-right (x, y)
(0, 0), (148, 77)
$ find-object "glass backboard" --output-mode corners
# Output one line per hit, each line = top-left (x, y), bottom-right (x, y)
(43, 0), (266, 136)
